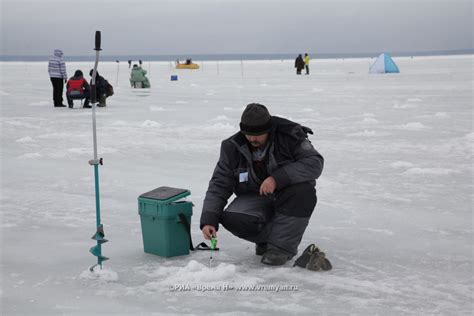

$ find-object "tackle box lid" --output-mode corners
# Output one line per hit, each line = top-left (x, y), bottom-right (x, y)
(139, 186), (190, 203)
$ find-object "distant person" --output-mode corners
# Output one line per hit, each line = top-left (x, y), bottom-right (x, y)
(176, 58), (180, 65)
(139, 59), (143, 66)
(186, 58), (192, 65)
(130, 64), (151, 88)
(89, 69), (113, 107)
(128, 60), (132, 68)
(66, 70), (90, 108)
(304, 53), (310, 75)
(48, 49), (68, 107)
(295, 54), (305, 75)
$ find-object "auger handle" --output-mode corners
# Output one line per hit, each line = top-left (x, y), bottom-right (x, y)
(95, 31), (102, 51)
(91, 31), (101, 103)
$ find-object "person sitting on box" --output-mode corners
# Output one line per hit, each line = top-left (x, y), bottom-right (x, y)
(130, 64), (151, 88)
(66, 70), (90, 108)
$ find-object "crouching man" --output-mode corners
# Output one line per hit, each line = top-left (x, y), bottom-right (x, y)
(200, 103), (324, 266)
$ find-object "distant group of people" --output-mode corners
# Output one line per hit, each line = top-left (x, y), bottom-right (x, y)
(175, 58), (193, 65)
(295, 53), (310, 75)
(48, 49), (313, 106)
(48, 49), (113, 108)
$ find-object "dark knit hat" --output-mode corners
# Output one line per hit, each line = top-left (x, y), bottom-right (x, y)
(239, 103), (272, 135)
(89, 69), (99, 76)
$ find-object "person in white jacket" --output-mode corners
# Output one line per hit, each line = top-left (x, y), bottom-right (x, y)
(48, 49), (68, 107)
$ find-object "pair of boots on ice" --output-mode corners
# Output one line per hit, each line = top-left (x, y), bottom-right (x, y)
(256, 243), (332, 271)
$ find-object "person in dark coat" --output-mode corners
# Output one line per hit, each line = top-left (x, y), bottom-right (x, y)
(89, 69), (109, 107)
(295, 54), (305, 75)
(200, 103), (324, 266)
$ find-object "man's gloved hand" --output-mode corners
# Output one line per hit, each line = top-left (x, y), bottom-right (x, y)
(260, 176), (276, 195)
(202, 225), (216, 240)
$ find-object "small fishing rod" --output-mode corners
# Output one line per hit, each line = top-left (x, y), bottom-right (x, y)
(209, 235), (217, 268)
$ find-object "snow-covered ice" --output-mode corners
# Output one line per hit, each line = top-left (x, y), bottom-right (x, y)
(80, 267), (119, 282)
(1, 55), (472, 314)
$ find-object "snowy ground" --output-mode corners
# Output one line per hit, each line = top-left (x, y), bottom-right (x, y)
(1, 56), (473, 315)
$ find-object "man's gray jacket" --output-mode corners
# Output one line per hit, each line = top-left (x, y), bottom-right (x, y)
(200, 116), (324, 230)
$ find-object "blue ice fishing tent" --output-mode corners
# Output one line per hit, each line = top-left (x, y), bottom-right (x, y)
(369, 53), (400, 74)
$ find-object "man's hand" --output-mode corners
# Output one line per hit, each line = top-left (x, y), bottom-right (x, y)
(260, 176), (277, 195)
(202, 225), (216, 240)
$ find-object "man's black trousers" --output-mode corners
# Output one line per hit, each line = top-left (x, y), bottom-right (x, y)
(220, 182), (317, 257)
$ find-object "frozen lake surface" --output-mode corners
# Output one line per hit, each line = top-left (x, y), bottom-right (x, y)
(1, 55), (472, 314)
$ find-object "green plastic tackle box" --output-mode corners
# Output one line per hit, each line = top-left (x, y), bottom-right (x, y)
(138, 186), (193, 257)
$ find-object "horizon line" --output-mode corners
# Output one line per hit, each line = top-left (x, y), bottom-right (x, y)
(1, 49), (472, 61)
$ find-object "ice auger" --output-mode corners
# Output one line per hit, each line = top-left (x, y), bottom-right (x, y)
(88, 31), (109, 271)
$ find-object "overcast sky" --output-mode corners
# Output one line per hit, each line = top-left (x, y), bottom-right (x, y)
(1, 0), (472, 56)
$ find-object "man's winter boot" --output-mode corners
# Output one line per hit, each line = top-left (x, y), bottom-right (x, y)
(261, 249), (289, 266)
(255, 243), (267, 256)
